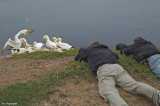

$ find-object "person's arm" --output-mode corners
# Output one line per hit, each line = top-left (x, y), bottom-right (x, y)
(112, 52), (119, 60)
(116, 43), (128, 50)
(75, 48), (88, 62)
(120, 44), (135, 55)
(116, 43), (134, 55)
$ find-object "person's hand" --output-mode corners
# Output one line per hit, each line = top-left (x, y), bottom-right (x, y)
(120, 50), (124, 54)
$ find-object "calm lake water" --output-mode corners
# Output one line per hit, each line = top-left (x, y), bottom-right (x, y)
(0, 0), (160, 55)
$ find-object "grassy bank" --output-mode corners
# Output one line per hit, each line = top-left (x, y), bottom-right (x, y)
(10, 48), (79, 59)
(0, 48), (159, 106)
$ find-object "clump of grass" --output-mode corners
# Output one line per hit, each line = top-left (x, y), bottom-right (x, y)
(10, 48), (78, 59)
(0, 80), (54, 106)
(155, 45), (160, 50)
(62, 61), (94, 80)
(52, 99), (59, 105)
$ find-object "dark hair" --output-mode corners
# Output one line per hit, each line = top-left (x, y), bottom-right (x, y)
(90, 41), (100, 46)
(134, 37), (143, 44)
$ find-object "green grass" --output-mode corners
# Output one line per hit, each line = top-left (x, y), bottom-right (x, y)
(0, 80), (53, 106)
(10, 48), (79, 59)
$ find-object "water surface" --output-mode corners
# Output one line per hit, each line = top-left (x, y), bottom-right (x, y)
(0, 0), (160, 55)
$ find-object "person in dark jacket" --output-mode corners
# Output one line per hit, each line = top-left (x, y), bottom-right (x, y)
(75, 42), (119, 75)
(116, 37), (160, 77)
(75, 41), (160, 106)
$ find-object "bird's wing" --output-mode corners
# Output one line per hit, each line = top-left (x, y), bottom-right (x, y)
(7, 39), (21, 49)
(1, 39), (10, 55)
(38, 43), (44, 48)
(24, 29), (34, 35)
(18, 29), (34, 35)
(63, 42), (71, 47)
(60, 42), (72, 48)
(50, 42), (56, 47)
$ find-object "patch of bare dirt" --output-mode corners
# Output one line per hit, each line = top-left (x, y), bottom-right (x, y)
(38, 78), (109, 106)
(0, 56), (74, 88)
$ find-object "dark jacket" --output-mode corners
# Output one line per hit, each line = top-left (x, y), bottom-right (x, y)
(75, 44), (119, 75)
(119, 39), (160, 62)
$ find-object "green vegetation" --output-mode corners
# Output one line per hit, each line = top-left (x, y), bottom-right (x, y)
(0, 48), (159, 106)
(10, 48), (79, 59)
(0, 81), (52, 106)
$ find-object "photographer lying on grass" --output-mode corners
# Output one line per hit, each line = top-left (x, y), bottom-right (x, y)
(116, 37), (160, 78)
(75, 41), (160, 106)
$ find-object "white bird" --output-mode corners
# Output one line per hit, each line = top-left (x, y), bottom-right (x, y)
(2, 38), (26, 55)
(1, 29), (34, 55)
(57, 38), (73, 51)
(10, 48), (26, 54)
(52, 37), (58, 43)
(9, 38), (35, 54)
(51, 37), (64, 52)
(33, 41), (44, 50)
(24, 39), (36, 53)
(43, 35), (57, 49)
(25, 45), (35, 53)
(53, 47), (63, 52)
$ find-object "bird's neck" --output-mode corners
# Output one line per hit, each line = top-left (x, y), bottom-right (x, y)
(14, 33), (21, 41)
(57, 41), (62, 43)
(47, 38), (52, 42)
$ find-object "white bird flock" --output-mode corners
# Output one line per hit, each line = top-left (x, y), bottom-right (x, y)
(1, 29), (74, 56)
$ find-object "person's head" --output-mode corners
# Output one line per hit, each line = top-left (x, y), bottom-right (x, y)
(90, 41), (100, 46)
(133, 37), (143, 44)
